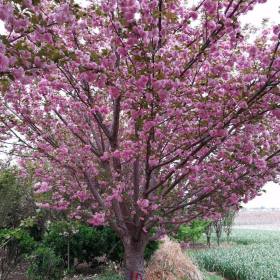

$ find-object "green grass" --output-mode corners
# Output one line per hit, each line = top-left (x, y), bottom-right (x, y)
(204, 272), (225, 280)
(190, 229), (280, 280)
(95, 274), (123, 280)
(220, 228), (280, 245)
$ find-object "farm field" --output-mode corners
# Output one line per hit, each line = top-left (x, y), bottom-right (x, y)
(190, 229), (280, 280)
(234, 209), (280, 230)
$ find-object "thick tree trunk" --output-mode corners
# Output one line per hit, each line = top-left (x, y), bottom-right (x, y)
(123, 238), (147, 280)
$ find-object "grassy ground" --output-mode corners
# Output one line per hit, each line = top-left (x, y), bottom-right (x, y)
(190, 229), (280, 280)
(65, 271), (123, 280)
(70, 271), (224, 280)
(204, 271), (225, 280)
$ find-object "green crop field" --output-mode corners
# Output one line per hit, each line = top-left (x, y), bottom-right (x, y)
(190, 229), (280, 280)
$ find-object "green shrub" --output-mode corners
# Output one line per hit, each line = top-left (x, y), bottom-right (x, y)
(0, 166), (35, 228)
(0, 228), (35, 280)
(42, 221), (121, 266)
(43, 221), (159, 268)
(27, 246), (64, 280)
(176, 220), (210, 243)
(0, 227), (35, 253)
(42, 221), (79, 267)
(144, 239), (160, 260)
(96, 271), (124, 280)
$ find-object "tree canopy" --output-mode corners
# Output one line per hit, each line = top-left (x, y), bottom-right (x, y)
(0, 0), (279, 277)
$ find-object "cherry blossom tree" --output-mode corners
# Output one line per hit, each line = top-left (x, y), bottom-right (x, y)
(0, 0), (280, 278)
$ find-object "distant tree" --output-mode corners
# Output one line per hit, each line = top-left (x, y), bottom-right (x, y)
(223, 209), (237, 243)
(205, 223), (213, 248)
(0, 163), (35, 228)
(213, 219), (223, 246)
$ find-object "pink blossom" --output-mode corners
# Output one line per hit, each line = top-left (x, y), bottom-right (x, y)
(189, 11), (198, 20)
(35, 202), (50, 209)
(0, 54), (9, 72)
(273, 25), (280, 35)
(53, 4), (72, 24)
(58, 145), (68, 156)
(13, 67), (24, 80)
(75, 191), (89, 202)
(137, 199), (149, 213)
(209, 129), (228, 138)
(203, 0), (217, 15)
(34, 181), (51, 194)
(88, 212), (105, 226)
(272, 109), (280, 118)
(248, 46), (257, 57)
(109, 87), (120, 99)
(0, 4), (12, 21)
(136, 76), (149, 89)
(100, 152), (110, 161)
(148, 159), (159, 167)
(239, 101), (248, 109)
(254, 159), (267, 170)
(0, 43), (6, 53)
(229, 194), (239, 205)
(14, 18), (29, 32)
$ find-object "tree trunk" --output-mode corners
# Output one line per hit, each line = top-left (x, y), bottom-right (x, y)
(123, 238), (146, 280)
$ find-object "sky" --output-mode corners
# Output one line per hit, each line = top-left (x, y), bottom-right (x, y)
(240, 0), (280, 209)
(0, 0), (280, 208)
(245, 182), (280, 209)
(240, 0), (279, 27)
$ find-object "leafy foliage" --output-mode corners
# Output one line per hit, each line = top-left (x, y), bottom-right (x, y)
(0, 166), (34, 228)
(43, 222), (122, 266)
(176, 220), (210, 243)
(0, 227), (35, 280)
(94, 271), (124, 280)
(27, 246), (64, 280)
(43, 221), (159, 267)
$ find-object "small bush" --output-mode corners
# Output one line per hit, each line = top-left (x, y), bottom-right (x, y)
(43, 222), (122, 266)
(0, 228), (35, 253)
(0, 228), (35, 280)
(43, 221), (159, 268)
(27, 246), (64, 280)
(96, 272), (123, 280)
(0, 166), (35, 228)
(176, 220), (210, 243)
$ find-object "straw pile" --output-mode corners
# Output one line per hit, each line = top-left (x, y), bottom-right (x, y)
(146, 236), (203, 280)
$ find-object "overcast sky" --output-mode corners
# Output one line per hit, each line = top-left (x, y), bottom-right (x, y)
(0, 0), (279, 208)
(240, 0), (280, 208)
(245, 182), (280, 209)
(240, 0), (279, 27)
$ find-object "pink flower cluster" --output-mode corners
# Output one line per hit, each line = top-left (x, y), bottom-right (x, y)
(88, 213), (105, 226)
(0, 0), (279, 240)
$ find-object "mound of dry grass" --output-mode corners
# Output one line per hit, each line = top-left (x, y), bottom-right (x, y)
(146, 236), (202, 280)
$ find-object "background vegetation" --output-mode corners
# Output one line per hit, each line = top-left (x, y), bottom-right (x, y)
(190, 229), (280, 280)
